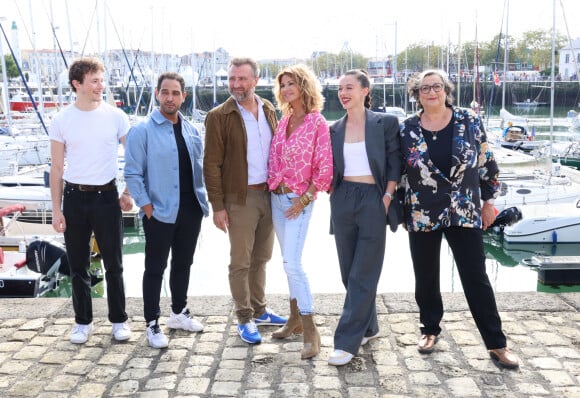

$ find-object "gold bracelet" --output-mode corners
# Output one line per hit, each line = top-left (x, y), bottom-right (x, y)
(299, 195), (310, 207)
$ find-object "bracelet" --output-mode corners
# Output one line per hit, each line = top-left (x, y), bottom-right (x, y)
(299, 195), (310, 207)
(122, 191), (131, 196)
(384, 191), (393, 200)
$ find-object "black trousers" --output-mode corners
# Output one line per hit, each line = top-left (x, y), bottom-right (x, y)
(408, 227), (507, 350)
(63, 186), (127, 325)
(142, 192), (203, 323)
(330, 181), (387, 355)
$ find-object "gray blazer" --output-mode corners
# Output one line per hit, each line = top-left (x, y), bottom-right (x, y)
(330, 109), (403, 231)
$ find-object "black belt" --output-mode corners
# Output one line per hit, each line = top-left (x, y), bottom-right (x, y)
(65, 179), (117, 192)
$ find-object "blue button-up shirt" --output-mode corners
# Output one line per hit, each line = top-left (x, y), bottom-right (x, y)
(124, 108), (209, 223)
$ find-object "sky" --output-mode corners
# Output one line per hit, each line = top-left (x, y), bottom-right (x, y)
(1, 0), (579, 61)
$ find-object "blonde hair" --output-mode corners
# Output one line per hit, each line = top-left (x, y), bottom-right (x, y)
(273, 64), (324, 115)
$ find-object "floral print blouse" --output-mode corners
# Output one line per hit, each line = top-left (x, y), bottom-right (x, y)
(400, 106), (500, 232)
(267, 111), (333, 197)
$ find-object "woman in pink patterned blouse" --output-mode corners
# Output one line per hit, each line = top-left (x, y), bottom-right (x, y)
(267, 64), (333, 360)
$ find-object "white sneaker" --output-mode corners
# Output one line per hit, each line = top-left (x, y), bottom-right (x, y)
(361, 331), (380, 346)
(166, 308), (204, 332)
(328, 349), (354, 366)
(70, 323), (94, 344)
(112, 322), (131, 341)
(147, 321), (168, 349)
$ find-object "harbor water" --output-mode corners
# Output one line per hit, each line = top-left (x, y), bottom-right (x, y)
(43, 194), (579, 299)
(41, 111), (580, 298)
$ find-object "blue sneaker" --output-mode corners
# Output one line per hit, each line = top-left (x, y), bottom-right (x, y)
(237, 321), (262, 344)
(254, 308), (288, 326)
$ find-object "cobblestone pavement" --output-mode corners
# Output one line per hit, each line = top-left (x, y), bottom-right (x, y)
(1, 292), (580, 397)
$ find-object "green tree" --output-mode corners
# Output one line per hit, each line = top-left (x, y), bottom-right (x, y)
(514, 29), (566, 73)
(0, 54), (19, 79)
(308, 51), (367, 78)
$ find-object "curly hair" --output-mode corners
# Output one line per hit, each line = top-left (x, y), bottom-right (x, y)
(407, 69), (455, 110)
(68, 57), (105, 92)
(273, 64), (324, 115)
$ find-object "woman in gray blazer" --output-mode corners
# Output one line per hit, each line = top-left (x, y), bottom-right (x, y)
(328, 69), (401, 366)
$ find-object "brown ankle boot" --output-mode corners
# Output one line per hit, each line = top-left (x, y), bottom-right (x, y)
(272, 299), (303, 339)
(300, 314), (320, 359)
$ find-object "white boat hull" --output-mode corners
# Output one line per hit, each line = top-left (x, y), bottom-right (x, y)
(0, 186), (52, 210)
(495, 183), (580, 211)
(503, 216), (580, 243)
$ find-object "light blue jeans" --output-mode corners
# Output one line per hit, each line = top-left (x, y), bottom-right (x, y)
(271, 192), (315, 315)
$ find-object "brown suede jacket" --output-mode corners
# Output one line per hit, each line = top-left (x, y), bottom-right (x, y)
(203, 96), (278, 212)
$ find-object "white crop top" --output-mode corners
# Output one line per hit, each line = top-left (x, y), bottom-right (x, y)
(343, 141), (372, 176)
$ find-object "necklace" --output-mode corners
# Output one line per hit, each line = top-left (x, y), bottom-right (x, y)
(420, 109), (451, 142)
(427, 128), (440, 141)
(289, 113), (305, 129)
(420, 119), (448, 141)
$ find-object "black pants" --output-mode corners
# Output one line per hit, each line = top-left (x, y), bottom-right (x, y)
(330, 181), (387, 355)
(408, 227), (507, 350)
(63, 186), (127, 325)
(142, 192), (203, 323)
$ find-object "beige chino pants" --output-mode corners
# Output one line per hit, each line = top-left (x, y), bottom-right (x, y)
(225, 189), (274, 324)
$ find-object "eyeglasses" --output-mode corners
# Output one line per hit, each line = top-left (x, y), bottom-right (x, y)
(419, 83), (444, 94)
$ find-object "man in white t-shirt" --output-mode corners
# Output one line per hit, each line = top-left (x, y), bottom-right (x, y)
(49, 57), (133, 344)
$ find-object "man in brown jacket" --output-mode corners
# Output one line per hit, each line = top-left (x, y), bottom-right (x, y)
(204, 57), (287, 344)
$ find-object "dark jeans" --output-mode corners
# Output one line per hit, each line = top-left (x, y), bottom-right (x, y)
(142, 192), (203, 323)
(330, 181), (387, 355)
(408, 227), (507, 350)
(63, 186), (127, 325)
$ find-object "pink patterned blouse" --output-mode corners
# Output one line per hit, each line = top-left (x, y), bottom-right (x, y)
(267, 111), (333, 197)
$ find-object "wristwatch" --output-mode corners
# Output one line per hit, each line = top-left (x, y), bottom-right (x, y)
(384, 191), (393, 200)
(305, 191), (314, 201)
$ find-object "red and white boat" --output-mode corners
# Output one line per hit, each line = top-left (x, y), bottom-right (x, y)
(9, 93), (67, 113)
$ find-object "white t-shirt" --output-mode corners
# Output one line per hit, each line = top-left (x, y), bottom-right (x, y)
(49, 102), (130, 184)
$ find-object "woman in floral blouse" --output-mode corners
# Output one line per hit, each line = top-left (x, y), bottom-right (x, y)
(400, 69), (519, 369)
(267, 64), (332, 360)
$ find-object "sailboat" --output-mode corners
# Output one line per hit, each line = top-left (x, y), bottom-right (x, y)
(495, 0), (580, 245)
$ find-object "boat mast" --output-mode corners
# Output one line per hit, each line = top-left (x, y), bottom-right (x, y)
(559, 0), (580, 88)
(457, 23), (461, 107)
(549, 0), (556, 167)
(0, 19), (12, 131)
(212, 44), (217, 107)
(65, 0), (74, 64)
(501, 0), (509, 111)
(471, 11), (482, 115)
(29, 0), (44, 114)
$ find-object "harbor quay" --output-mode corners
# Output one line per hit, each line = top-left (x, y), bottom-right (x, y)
(1, 292), (580, 397)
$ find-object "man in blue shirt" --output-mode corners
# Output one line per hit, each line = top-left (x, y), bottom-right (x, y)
(124, 72), (209, 348)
